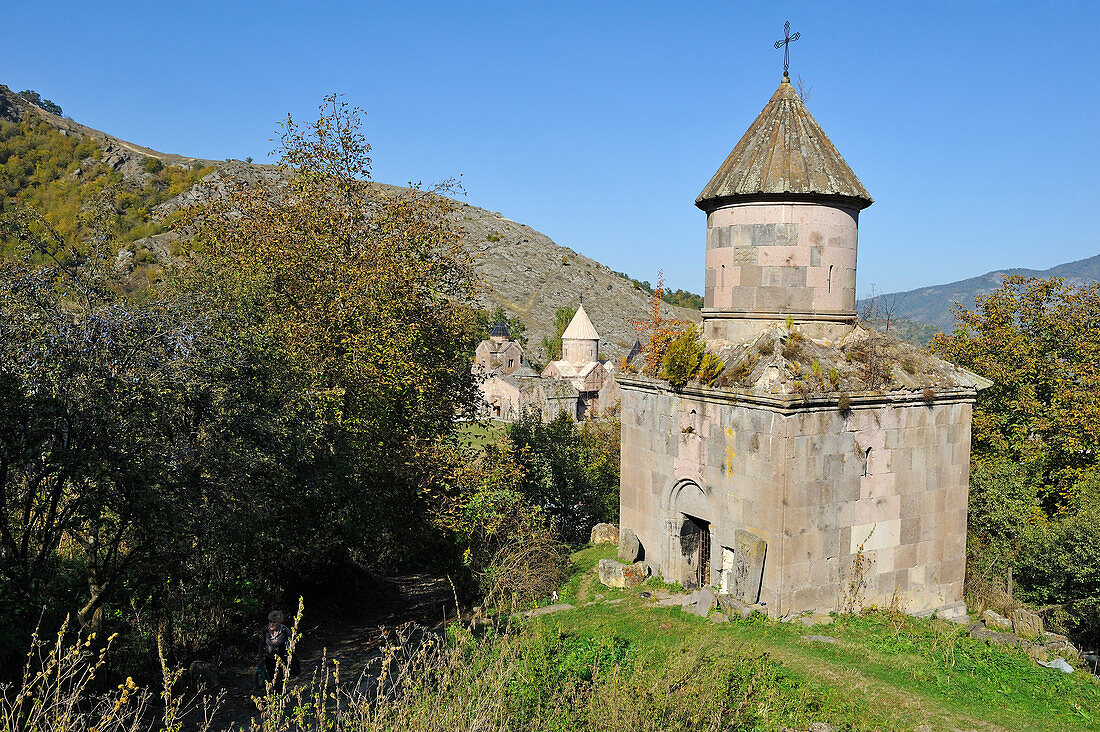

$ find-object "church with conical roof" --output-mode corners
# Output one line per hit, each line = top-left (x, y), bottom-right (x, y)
(474, 305), (625, 421)
(615, 71), (989, 620)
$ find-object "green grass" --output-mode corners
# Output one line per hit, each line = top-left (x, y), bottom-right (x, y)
(455, 419), (509, 450)
(527, 546), (1100, 731)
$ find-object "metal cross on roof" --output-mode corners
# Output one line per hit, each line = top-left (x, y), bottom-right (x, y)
(774, 21), (800, 78)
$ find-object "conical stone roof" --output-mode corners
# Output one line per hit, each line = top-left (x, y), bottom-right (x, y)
(696, 77), (872, 212)
(561, 304), (599, 340)
(489, 320), (511, 339)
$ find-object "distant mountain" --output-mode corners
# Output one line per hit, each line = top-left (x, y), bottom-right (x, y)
(0, 83), (696, 362)
(859, 254), (1100, 332)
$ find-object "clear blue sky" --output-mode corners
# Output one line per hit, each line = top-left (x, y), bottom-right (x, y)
(3, 1), (1098, 296)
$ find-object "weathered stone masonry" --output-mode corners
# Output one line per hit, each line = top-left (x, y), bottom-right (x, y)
(619, 382), (973, 616)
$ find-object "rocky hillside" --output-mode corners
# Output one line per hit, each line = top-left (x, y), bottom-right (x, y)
(859, 254), (1100, 331)
(0, 83), (696, 362)
(455, 201), (698, 361)
(0, 84), (219, 182)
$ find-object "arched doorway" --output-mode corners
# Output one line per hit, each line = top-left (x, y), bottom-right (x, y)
(666, 479), (716, 590)
(680, 514), (711, 589)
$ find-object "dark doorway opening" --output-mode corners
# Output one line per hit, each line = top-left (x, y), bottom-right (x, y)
(680, 514), (712, 589)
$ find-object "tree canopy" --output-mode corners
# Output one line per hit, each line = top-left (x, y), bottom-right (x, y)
(931, 275), (1100, 507)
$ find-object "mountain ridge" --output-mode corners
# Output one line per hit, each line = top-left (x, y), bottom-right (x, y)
(861, 253), (1100, 331)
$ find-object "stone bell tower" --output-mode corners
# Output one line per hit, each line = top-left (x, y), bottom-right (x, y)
(697, 74), (873, 342)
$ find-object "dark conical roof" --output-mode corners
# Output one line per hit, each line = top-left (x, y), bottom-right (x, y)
(626, 340), (642, 364)
(489, 321), (511, 339)
(696, 77), (872, 212)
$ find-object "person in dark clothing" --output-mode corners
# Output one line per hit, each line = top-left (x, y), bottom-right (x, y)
(259, 610), (292, 685)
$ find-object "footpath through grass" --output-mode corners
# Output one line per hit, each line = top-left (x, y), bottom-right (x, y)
(532, 546), (1100, 732)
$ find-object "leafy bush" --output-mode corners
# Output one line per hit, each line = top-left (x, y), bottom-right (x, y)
(141, 156), (164, 174)
(507, 409), (620, 545)
(660, 326), (704, 388)
(658, 326), (723, 389)
(968, 457), (1037, 549)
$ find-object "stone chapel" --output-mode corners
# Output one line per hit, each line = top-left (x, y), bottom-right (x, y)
(617, 73), (990, 619)
(474, 305), (621, 421)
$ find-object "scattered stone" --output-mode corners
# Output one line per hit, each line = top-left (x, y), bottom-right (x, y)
(711, 612), (729, 624)
(516, 603), (574, 619)
(638, 591), (652, 598)
(801, 635), (839, 644)
(597, 559), (650, 589)
(717, 593), (760, 619)
(982, 609), (1013, 632)
(937, 602), (970, 624)
(809, 724), (837, 732)
(798, 612), (834, 627)
(1043, 632), (1072, 651)
(969, 626), (1026, 648)
(690, 587), (717, 617)
(589, 523), (619, 545)
(1011, 608), (1044, 639)
(618, 528), (641, 563)
(658, 594), (687, 606)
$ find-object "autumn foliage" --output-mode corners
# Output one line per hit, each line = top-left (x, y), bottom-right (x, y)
(630, 271), (691, 375)
(932, 275), (1100, 506)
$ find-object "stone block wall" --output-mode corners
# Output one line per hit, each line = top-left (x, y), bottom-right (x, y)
(619, 380), (973, 618)
(702, 201), (860, 341)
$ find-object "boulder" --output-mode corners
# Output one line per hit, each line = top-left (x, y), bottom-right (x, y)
(982, 609), (1013, 632)
(187, 661), (218, 688)
(689, 587), (717, 617)
(1012, 608), (1044, 639)
(618, 528), (641, 563)
(589, 523), (619, 545)
(597, 559), (650, 589)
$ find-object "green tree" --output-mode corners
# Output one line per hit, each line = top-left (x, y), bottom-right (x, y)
(540, 306), (575, 361)
(474, 304), (528, 347)
(931, 275), (1100, 507)
(0, 201), (208, 665)
(507, 409), (620, 544)
(185, 94), (480, 567)
(17, 90), (62, 116)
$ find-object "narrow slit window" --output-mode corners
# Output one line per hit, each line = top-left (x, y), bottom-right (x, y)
(720, 264), (725, 288)
(828, 265), (834, 293)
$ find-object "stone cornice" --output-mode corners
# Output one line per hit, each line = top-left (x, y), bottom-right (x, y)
(615, 374), (978, 416)
(701, 309), (857, 323)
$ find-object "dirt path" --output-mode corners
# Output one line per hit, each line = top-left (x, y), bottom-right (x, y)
(211, 570), (454, 729)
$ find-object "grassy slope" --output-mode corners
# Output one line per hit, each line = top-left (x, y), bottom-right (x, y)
(455, 419), (510, 450)
(539, 546), (1100, 732)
